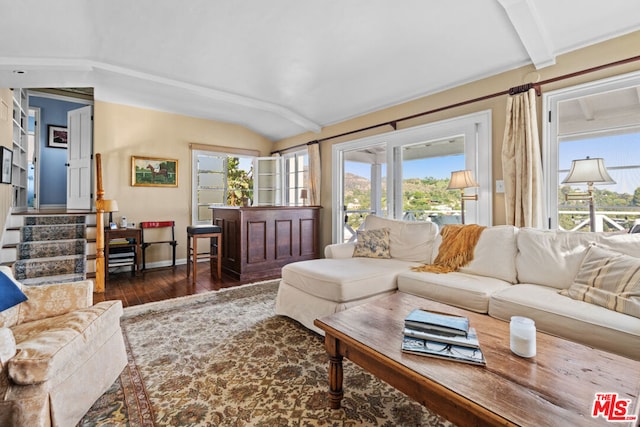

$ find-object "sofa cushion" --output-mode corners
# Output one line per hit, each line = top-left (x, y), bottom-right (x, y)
(516, 228), (640, 290)
(8, 300), (123, 385)
(364, 215), (438, 263)
(353, 228), (391, 259)
(397, 270), (512, 313)
(458, 225), (518, 283)
(281, 258), (416, 303)
(560, 245), (640, 318)
(489, 284), (640, 361)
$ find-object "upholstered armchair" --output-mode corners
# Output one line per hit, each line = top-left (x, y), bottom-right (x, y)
(0, 266), (127, 427)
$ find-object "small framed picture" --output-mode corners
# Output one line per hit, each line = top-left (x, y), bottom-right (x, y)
(48, 125), (68, 149)
(109, 222), (118, 230)
(0, 147), (12, 184)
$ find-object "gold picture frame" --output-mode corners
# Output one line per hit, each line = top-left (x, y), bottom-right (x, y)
(131, 156), (178, 187)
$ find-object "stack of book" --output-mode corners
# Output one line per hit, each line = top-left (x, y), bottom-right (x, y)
(401, 308), (486, 366)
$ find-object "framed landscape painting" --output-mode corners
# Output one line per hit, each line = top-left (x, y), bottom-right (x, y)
(131, 156), (178, 187)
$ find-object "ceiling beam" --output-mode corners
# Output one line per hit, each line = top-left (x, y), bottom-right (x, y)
(497, 0), (556, 69)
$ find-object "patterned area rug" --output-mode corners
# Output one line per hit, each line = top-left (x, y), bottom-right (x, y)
(79, 280), (454, 426)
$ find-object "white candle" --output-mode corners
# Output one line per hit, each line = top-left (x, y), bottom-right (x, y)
(510, 316), (536, 358)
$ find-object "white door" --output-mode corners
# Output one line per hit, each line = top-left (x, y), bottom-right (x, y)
(66, 106), (93, 209)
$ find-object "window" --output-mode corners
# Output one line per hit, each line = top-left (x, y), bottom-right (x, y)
(191, 150), (255, 224)
(543, 71), (640, 231)
(332, 111), (492, 243)
(282, 150), (309, 206)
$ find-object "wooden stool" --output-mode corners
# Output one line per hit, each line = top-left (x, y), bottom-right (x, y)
(186, 225), (222, 283)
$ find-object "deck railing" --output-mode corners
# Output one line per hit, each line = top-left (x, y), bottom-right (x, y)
(343, 209), (640, 242)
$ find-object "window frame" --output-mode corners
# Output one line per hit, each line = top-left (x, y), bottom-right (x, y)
(542, 70), (640, 230)
(191, 146), (258, 224)
(331, 110), (492, 243)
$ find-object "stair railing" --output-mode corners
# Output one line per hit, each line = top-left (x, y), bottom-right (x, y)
(94, 153), (106, 293)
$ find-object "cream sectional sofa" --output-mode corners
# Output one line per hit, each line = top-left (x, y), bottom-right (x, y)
(275, 215), (640, 361)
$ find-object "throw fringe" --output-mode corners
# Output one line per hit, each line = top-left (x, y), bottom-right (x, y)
(412, 224), (486, 274)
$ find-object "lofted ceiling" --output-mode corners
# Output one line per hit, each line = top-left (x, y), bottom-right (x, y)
(1, 0), (640, 141)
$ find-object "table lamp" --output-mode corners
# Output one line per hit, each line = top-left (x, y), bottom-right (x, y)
(561, 157), (615, 232)
(102, 199), (119, 227)
(447, 170), (479, 224)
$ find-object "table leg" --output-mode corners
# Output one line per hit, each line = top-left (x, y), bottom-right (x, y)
(325, 335), (344, 409)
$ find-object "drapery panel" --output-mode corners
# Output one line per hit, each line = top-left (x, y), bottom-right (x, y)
(501, 88), (545, 228)
(307, 142), (321, 206)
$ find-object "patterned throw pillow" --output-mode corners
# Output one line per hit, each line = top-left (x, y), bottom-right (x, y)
(353, 228), (391, 259)
(0, 270), (27, 312)
(560, 244), (640, 318)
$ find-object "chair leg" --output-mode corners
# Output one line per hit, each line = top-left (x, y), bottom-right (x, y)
(186, 235), (191, 279)
(192, 236), (198, 284)
(216, 235), (222, 280)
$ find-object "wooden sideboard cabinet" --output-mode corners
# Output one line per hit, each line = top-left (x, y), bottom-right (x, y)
(211, 206), (320, 281)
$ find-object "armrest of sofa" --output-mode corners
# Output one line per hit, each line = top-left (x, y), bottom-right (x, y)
(17, 280), (94, 324)
(324, 242), (356, 259)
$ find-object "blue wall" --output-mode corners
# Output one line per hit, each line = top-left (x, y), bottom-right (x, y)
(29, 96), (86, 205)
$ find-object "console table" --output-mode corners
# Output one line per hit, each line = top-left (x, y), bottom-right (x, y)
(211, 206), (320, 281)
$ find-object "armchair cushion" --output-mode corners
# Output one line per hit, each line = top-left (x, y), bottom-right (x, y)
(17, 280), (93, 324)
(8, 300), (123, 385)
(0, 327), (16, 366)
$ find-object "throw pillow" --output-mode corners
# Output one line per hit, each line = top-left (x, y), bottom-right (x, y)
(560, 244), (640, 318)
(353, 228), (391, 259)
(0, 269), (27, 312)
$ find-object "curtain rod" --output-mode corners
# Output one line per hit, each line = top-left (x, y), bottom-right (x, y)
(272, 53), (640, 154)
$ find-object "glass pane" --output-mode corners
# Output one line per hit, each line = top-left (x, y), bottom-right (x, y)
(198, 189), (225, 204)
(199, 155), (224, 171)
(199, 172), (225, 188)
(343, 143), (387, 241)
(401, 137), (465, 225)
(558, 132), (640, 232)
(198, 205), (213, 222)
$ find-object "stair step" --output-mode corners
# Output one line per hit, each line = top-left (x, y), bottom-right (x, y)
(21, 224), (86, 242)
(17, 239), (86, 259)
(13, 254), (86, 280)
(24, 215), (87, 226)
(21, 273), (88, 286)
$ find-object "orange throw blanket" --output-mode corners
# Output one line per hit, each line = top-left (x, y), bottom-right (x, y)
(412, 224), (486, 274)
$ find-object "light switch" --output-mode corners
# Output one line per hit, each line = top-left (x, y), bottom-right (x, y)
(496, 180), (505, 193)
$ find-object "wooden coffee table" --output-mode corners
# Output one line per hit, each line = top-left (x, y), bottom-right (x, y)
(314, 292), (640, 426)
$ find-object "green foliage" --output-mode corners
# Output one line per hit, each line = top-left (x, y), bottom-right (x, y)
(226, 157), (253, 206)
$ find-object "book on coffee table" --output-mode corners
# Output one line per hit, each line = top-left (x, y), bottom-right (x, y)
(404, 308), (470, 337)
(404, 327), (480, 349)
(401, 335), (486, 366)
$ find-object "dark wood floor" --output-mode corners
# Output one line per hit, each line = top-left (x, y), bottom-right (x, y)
(93, 264), (279, 308)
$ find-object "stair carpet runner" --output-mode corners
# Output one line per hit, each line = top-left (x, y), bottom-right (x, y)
(13, 215), (87, 286)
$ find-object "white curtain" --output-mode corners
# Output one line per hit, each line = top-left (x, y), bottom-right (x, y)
(307, 142), (321, 206)
(501, 88), (545, 228)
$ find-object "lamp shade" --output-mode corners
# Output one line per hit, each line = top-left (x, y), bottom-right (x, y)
(561, 157), (615, 185)
(447, 170), (479, 190)
(102, 199), (119, 213)
(300, 189), (308, 199)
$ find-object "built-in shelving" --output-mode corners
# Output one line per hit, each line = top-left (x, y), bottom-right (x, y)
(11, 88), (28, 209)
